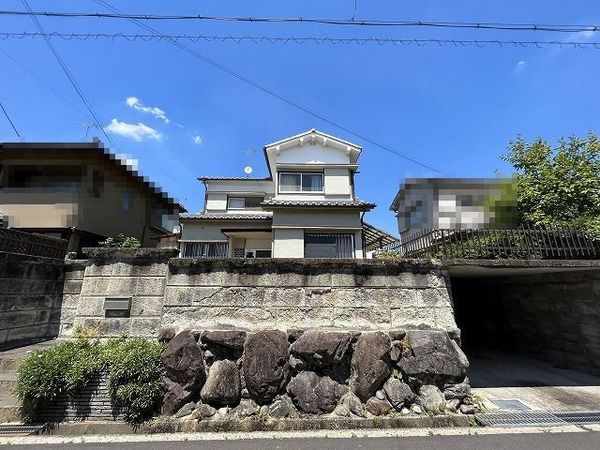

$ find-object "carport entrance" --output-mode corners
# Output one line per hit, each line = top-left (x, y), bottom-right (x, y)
(447, 261), (600, 411)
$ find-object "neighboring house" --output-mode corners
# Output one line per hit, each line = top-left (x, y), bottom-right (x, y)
(390, 178), (515, 241)
(180, 129), (380, 258)
(0, 141), (186, 252)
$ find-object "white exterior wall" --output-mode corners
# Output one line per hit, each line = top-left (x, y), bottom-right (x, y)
(273, 228), (304, 258)
(324, 167), (351, 197)
(205, 193), (227, 212)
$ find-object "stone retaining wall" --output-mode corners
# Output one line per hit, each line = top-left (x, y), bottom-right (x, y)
(157, 328), (475, 422)
(0, 253), (65, 347)
(65, 248), (457, 337)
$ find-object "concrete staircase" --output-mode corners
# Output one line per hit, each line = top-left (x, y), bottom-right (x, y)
(0, 340), (59, 423)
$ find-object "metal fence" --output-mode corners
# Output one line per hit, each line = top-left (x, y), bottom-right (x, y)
(400, 225), (600, 260)
(0, 228), (68, 260)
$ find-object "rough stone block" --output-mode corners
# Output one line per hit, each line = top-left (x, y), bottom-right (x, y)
(77, 297), (105, 316)
(62, 280), (83, 294)
(331, 268), (388, 288)
(263, 288), (304, 307)
(130, 318), (161, 337)
(331, 307), (391, 330)
(130, 296), (163, 316)
(167, 269), (224, 286)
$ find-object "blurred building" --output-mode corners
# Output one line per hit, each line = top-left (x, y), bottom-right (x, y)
(0, 141), (185, 252)
(390, 178), (517, 240)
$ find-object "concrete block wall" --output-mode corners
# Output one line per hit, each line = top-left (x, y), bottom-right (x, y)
(0, 252), (65, 346)
(70, 248), (177, 338)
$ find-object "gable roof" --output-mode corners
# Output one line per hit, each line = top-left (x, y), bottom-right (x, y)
(0, 141), (186, 213)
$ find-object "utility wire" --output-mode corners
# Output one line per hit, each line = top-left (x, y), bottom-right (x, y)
(0, 99), (21, 138)
(93, 0), (442, 173)
(19, 0), (112, 143)
(0, 47), (91, 119)
(2, 31), (600, 49)
(0, 9), (598, 33)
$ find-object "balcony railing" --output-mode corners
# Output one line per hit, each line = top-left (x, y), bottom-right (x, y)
(399, 225), (600, 260)
(0, 228), (68, 260)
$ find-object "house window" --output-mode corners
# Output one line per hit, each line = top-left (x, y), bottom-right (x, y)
(182, 242), (229, 258)
(245, 249), (272, 258)
(304, 233), (354, 258)
(227, 196), (263, 209)
(279, 172), (323, 193)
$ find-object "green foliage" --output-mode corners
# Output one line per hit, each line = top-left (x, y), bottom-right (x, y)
(102, 338), (166, 423)
(374, 250), (402, 259)
(16, 337), (165, 424)
(502, 133), (600, 238)
(15, 340), (103, 422)
(98, 233), (141, 248)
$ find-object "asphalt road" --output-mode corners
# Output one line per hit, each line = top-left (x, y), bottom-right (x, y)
(13, 432), (600, 450)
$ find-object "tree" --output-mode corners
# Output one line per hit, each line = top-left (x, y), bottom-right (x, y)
(502, 133), (600, 237)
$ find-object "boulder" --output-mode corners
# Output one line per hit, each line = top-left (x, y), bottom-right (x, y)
(287, 371), (347, 414)
(290, 331), (353, 370)
(243, 330), (289, 404)
(459, 404), (477, 415)
(174, 401), (197, 418)
(161, 330), (206, 389)
(350, 332), (391, 401)
(162, 379), (195, 415)
(201, 330), (247, 350)
(200, 360), (241, 406)
(341, 392), (365, 417)
(192, 402), (217, 420)
(365, 397), (392, 416)
(443, 382), (471, 400)
(383, 377), (416, 411)
(397, 330), (469, 382)
(418, 384), (445, 414)
(269, 396), (297, 418)
(235, 399), (260, 418)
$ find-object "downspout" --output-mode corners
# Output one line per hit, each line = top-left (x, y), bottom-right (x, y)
(360, 210), (366, 258)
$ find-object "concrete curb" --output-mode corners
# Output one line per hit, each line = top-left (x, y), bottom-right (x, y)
(44, 415), (473, 436)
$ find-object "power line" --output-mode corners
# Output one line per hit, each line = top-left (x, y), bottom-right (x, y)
(19, 0), (112, 143)
(0, 9), (598, 33)
(92, 0), (443, 173)
(0, 47), (91, 120)
(2, 31), (600, 49)
(0, 99), (21, 138)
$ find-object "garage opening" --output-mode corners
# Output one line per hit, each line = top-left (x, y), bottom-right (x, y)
(448, 264), (600, 411)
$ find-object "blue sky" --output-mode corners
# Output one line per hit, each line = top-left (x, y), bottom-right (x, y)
(1, 0), (598, 234)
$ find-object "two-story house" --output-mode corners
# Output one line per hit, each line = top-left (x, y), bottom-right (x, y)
(0, 141), (185, 251)
(179, 129), (379, 258)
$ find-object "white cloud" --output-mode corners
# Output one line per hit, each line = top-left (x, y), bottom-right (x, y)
(125, 96), (170, 123)
(513, 60), (526, 75)
(192, 135), (203, 145)
(105, 118), (163, 142)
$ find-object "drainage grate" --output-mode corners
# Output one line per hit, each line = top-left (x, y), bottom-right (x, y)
(491, 399), (531, 411)
(476, 410), (600, 427)
(554, 411), (600, 424)
(476, 411), (567, 427)
(0, 424), (48, 435)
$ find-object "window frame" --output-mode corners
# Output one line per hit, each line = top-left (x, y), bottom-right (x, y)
(278, 171), (324, 194)
(227, 196), (264, 210)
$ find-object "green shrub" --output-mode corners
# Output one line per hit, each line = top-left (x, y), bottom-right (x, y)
(98, 233), (141, 248)
(15, 340), (103, 422)
(102, 338), (166, 423)
(16, 338), (165, 424)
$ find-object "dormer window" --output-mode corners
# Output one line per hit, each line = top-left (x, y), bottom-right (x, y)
(227, 196), (263, 209)
(279, 172), (323, 193)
